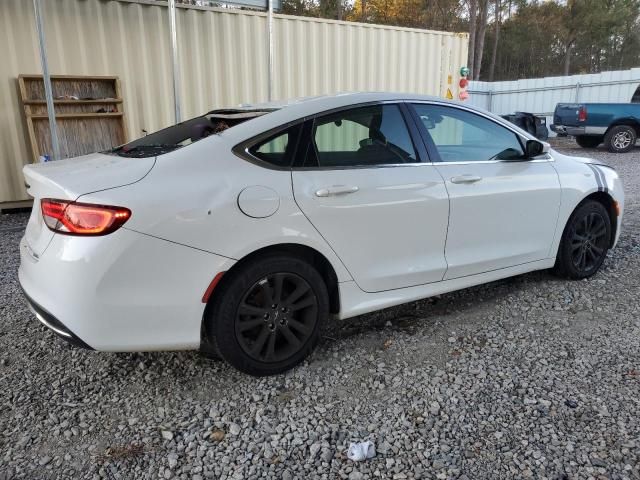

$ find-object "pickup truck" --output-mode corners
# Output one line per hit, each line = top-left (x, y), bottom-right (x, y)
(551, 103), (639, 153)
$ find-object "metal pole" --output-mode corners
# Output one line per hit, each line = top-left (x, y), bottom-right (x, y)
(267, 0), (274, 102)
(487, 90), (493, 112)
(33, 0), (60, 161)
(168, 0), (182, 123)
(575, 82), (581, 102)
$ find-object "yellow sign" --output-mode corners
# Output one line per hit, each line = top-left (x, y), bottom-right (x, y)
(445, 88), (454, 100)
(447, 74), (453, 85)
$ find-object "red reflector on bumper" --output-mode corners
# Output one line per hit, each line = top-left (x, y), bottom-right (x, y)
(202, 272), (225, 303)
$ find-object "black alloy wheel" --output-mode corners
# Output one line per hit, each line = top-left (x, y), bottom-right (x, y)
(206, 254), (329, 376)
(235, 273), (318, 363)
(553, 200), (611, 279)
(569, 211), (608, 273)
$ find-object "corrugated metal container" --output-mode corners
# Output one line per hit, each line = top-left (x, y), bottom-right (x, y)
(469, 68), (640, 135)
(0, 0), (468, 205)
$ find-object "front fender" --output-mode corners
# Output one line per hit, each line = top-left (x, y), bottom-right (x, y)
(550, 151), (624, 256)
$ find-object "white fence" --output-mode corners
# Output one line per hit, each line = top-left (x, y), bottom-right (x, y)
(468, 68), (640, 135)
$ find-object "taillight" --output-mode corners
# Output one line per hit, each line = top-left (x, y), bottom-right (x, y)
(41, 199), (131, 236)
(578, 106), (587, 122)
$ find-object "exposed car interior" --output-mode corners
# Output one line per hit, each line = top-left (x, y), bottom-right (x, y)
(111, 110), (272, 158)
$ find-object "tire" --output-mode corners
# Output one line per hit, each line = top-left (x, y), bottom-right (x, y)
(604, 125), (637, 153)
(575, 135), (602, 149)
(199, 337), (221, 360)
(205, 255), (329, 376)
(553, 200), (611, 279)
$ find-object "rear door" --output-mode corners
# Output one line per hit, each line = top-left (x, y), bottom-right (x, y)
(291, 103), (449, 293)
(409, 102), (561, 280)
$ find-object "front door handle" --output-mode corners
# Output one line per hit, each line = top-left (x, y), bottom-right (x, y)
(450, 175), (482, 184)
(315, 185), (360, 197)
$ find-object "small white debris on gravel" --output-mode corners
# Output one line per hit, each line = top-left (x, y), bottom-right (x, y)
(1, 146), (639, 479)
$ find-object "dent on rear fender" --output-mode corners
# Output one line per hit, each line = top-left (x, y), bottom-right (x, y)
(95, 229), (234, 304)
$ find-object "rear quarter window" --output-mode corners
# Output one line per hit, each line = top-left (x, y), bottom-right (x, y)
(247, 124), (302, 168)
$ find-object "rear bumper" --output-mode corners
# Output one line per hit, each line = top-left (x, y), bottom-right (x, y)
(551, 125), (585, 136)
(551, 125), (608, 136)
(21, 287), (93, 349)
(19, 228), (235, 351)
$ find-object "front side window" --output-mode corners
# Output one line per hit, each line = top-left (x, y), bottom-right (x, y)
(412, 104), (525, 162)
(306, 104), (418, 167)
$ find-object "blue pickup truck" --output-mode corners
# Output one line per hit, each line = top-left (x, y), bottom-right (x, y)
(551, 103), (639, 153)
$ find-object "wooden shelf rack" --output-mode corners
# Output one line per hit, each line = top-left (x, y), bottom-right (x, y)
(17, 75), (127, 162)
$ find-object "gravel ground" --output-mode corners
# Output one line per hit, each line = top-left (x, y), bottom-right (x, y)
(1, 145), (639, 480)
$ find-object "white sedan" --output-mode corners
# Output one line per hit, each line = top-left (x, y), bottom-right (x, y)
(19, 93), (624, 375)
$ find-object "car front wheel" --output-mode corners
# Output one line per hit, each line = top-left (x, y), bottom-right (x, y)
(553, 200), (611, 279)
(206, 255), (329, 376)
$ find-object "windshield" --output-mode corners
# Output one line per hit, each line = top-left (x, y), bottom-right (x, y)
(110, 110), (273, 158)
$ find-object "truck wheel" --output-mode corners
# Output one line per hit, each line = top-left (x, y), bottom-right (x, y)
(575, 135), (601, 149)
(604, 125), (636, 153)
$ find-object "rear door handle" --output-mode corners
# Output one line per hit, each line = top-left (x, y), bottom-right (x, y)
(450, 175), (482, 184)
(315, 185), (359, 197)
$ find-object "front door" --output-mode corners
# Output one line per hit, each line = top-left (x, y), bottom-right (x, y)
(292, 103), (450, 293)
(410, 103), (561, 280)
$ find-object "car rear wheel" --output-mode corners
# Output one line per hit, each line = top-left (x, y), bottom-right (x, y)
(604, 125), (636, 153)
(206, 255), (329, 376)
(575, 135), (602, 149)
(553, 200), (611, 279)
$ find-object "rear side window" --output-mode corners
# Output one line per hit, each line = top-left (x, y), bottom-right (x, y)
(248, 125), (301, 168)
(306, 104), (418, 168)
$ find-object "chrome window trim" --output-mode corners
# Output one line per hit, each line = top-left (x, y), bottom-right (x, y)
(436, 157), (553, 166)
(290, 162), (437, 171)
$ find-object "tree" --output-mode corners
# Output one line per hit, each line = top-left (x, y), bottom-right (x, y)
(488, 0), (501, 81)
(473, 0), (489, 79)
(468, 0), (477, 77)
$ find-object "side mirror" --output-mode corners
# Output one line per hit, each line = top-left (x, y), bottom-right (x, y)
(525, 139), (549, 158)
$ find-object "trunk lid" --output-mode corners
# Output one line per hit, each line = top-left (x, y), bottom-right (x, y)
(23, 152), (155, 257)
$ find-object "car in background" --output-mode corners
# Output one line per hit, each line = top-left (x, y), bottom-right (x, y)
(19, 93), (624, 376)
(551, 102), (640, 153)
